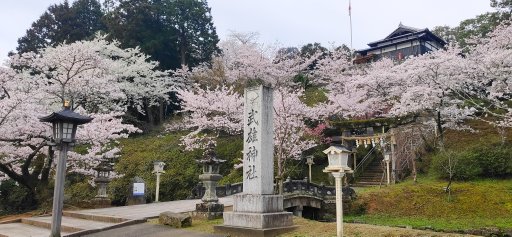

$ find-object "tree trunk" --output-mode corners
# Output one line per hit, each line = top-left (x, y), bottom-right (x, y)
(436, 109), (444, 144)
(497, 126), (506, 146)
(158, 99), (165, 124)
(278, 178), (284, 195)
(179, 29), (188, 66)
(143, 99), (154, 130)
(412, 155), (417, 183)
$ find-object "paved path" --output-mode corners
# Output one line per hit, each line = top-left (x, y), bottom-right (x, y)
(0, 197), (233, 237)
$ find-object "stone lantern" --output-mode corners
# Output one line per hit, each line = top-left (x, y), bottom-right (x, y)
(195, 142), (226, 219)
(323, 144), (354, 237)
(92, 159), (113, 206)
(323, 145), (353, 173)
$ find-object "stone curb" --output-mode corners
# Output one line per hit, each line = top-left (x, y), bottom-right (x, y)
(63, 211), (131, 223)
(64, 219), (146, 237)
(21, 218), (84, 233)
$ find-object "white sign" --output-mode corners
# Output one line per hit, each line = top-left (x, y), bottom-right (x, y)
(133, 183), (145, 196)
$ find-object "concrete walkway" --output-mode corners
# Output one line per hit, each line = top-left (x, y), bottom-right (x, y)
(0, 197), (233, 237)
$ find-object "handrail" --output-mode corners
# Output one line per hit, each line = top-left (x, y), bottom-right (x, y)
(354, 145), (377, 175)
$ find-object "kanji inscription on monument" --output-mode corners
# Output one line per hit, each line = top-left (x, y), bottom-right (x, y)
(243, 85), (273, 195)
(215, 85), (295, 236)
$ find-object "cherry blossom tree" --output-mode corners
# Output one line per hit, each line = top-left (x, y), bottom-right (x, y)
(174, 84), (326, 193)
(454, 22), (512, 143)
(170, 33), (330, 193)
(0, 36), (180, 201)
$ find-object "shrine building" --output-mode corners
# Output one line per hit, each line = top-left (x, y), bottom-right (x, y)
(353, 23), (446, 64)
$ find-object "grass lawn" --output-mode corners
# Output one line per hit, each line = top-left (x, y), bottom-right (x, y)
(346, 177), (512, 233)
(184, 216), (476, 237)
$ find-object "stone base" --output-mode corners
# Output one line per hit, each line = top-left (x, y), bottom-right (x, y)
(195, 202), (224, 220)
(223, 211), (293, 229)
(214, 225), (298, 237)
(126, 195), (146, 206)
(192, 211), (224, 220)
(232, 194), (283, 213)
(196, 202), (224, 212)
(91, 197), (111, 207)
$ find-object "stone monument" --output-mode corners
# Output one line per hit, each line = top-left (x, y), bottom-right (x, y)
(215, 85), (295, 237)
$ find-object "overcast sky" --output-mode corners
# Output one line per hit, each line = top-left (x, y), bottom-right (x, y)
(0, 0), (494, 61)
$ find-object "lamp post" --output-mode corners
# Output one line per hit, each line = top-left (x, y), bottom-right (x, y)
(323, 145), (353, 237)
(152, 161), (165, 202)
(39, 102), (93, 237)
(352, 147), (357, 170)
(384, 153), (391, 185)
(305, 156), (314, 182)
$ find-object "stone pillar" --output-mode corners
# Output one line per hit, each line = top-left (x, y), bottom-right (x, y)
(390, 132), (397, 183)
(293, 205), (303, 217)
(215, 85), (296, 237)
(332, 172), (345, 237)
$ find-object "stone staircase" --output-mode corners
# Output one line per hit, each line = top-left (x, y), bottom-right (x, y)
(353, 157), (384, 187)
(0, 211), (138, 237)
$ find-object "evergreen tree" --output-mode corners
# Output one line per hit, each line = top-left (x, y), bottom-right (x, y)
(105, 0), (219, 70)
(164, 0), (220, 67)
(433, 0), (511, 47)
(16, 0), (105, 54)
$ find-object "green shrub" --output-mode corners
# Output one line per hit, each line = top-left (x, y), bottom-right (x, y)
(219, 168), (242, 185)
(0, 180), (37, 214)
(430, 150), (481, 180)
(109, 132), (202, 205)
(474, 145), (512, 177)
(109, 132), (243, 205)
(430, 142), (512, 180)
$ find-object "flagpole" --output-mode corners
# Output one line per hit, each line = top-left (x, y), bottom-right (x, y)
(349, 0), (353, 51)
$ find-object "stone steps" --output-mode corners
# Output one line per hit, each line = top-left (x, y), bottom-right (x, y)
(63, 211), (130, 223)
(0, 222), (72, 237)
(353, 159), (385, 186)
(0, 213), (123, 237)
(0, 197), (234, 237)
(352, 181), (382, 187)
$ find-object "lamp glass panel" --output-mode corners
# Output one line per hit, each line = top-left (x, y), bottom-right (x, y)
(62, 122), (74, 139)
(54, 122), (60, 139)
(340, 153), (349, 167)
(328, 153), (341, 167)
(306, 157), (313, 164)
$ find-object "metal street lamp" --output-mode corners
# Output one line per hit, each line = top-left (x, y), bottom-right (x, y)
(39, 102), (93, 237)
(305, 156), (314, 182)
(323, 144), (353, 237)
(152, 161), (165, 202)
